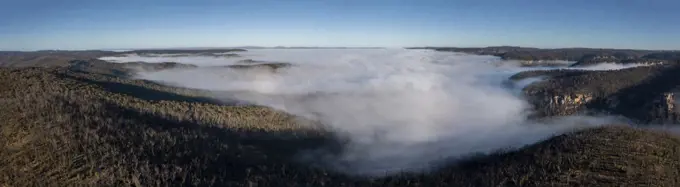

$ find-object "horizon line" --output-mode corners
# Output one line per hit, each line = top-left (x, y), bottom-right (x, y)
(4, 45), (680, 52)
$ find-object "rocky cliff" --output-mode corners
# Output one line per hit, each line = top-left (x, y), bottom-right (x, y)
(512, 65), (680, 123)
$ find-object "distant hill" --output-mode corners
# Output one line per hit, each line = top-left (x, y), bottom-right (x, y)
(0, 49), (249, 68)
(123, 48), (247, 55)
(415, 46), (680, 67)
(0, 50), (116, 67)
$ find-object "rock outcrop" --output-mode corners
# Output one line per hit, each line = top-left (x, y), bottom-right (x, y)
(513, 65), (680, 123)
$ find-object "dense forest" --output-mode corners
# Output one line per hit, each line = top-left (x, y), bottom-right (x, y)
(2, 49), (680, 186)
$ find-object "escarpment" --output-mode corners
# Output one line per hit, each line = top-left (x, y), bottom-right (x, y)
(514, 65), (680, 123)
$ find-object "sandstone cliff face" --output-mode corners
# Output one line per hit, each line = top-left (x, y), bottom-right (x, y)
(515, 65), (680, 124)
(524, 91), (593, 117)
(523, 88), (680, 123)
(650, 92), (678, 122)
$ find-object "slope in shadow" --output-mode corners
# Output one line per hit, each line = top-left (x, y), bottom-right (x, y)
(587, 64), (680, 123)
(89, 99), (340, 186)
(61, 74), (239, 105)
(1, 94), (341, 186)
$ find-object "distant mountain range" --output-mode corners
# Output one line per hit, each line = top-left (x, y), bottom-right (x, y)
(96, 46), (386, 51)
(410, 46), (680, 67)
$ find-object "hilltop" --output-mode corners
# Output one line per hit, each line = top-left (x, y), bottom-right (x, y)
(0, 48), (247, 68)
(415, 46), (680, 67)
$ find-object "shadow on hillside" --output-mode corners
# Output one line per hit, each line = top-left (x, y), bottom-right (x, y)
(69, 68), (129, 79)
(587, 65), (680, 123)
(91, 97), (567, 186)
(62, 74), (241, 106)
(86, 99), (346, 186)
(67, 59), (137, 78)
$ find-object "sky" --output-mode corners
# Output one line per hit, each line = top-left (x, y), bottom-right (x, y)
(1, 0), (679, 51)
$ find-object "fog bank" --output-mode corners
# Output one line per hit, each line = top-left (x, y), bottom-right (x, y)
(109, 49), (631, 176)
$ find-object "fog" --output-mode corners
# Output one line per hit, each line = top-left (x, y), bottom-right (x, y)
(99, 53), (245, 66)
(569, 62), (651, 71)
(101, 49), (639, 176)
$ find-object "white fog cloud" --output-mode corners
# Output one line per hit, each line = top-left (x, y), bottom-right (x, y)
(99, 53), (246, 66)
(116, 49), (629, 176)
(569, 62), (651, 71)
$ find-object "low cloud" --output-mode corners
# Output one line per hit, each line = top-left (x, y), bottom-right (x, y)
(99, 53), (245, 66)
(569, 63), (651, 71)
(123, 49), (627, 176)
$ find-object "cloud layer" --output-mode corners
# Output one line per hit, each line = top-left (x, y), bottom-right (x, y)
(104, 49), (632, 176)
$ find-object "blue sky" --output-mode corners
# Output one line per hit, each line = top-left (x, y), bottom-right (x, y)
(1, 0), (679, 50)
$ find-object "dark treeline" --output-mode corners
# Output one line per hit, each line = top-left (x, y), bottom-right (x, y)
(415, 46), (680, 66)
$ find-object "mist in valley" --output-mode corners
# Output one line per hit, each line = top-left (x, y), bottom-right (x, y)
(101, 48), (644, 176)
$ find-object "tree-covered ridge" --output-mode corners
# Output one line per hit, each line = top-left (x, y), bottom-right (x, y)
(1, 59), (680, 186)
(419, 46), (680, 66)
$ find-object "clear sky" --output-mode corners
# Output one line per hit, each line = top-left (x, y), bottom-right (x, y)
(1, 0), (679, 50)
